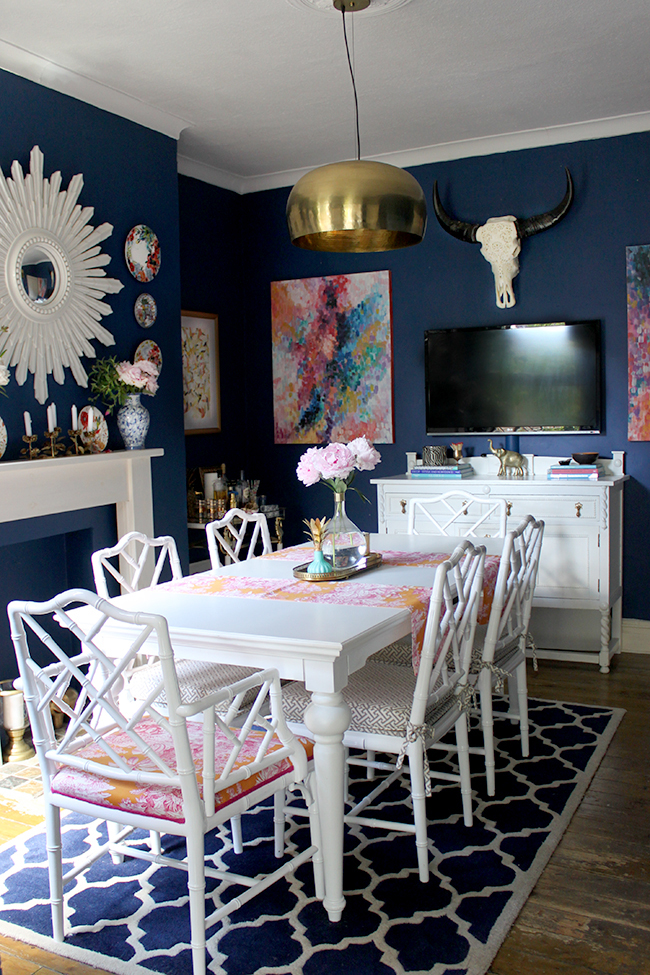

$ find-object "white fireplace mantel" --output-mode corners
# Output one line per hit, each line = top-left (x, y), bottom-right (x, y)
(0, 449), (164, 539)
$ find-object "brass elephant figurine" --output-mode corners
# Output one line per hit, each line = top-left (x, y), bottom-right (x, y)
(488, 439), (526, 477)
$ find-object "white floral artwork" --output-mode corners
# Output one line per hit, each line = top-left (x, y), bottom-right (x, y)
(181, 312), (220, 434)
(0, 146), (123, 403)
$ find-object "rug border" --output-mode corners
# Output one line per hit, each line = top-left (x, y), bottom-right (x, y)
(0, 698), (626, 975)
(467, 698), (625, 975)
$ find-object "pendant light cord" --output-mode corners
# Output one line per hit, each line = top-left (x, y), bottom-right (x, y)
(341, 10), (361, 161)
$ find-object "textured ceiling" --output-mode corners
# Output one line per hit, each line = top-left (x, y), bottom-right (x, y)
(1, 0), (649, 192)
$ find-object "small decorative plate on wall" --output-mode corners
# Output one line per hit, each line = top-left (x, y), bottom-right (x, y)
(79, 405), (108, 453)
(135, 339), (163, 374)
(125, 225), (161, 282)
(134, 293), (157, 328)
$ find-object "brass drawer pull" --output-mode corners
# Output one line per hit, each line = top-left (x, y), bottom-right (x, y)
(506, 501), (513, 516)
(575, 502), (583, 518)
(400, 499), (407, 515)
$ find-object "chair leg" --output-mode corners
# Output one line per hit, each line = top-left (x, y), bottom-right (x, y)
(455, 711), (474, 827)
(507, 674), (520, 723)
(149, 831), (162, 856)
(515, 661), (530, 757)
(107, 820), (125, 864)
(186, 830), (207, 975)
(479, 669), (496, 797)
(366, 749), (376, 780)
(45, 803), (64, 941)
(230, 815), (243, 855)
(408, 739), (430, 883)
(306, 773), (325, 900)
(273, 791), (285, 858)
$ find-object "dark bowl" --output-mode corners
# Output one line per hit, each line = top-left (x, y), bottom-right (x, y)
(572, 452), (599, 465)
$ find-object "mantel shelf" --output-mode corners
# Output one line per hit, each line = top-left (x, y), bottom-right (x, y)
(0, 448), (164, 535)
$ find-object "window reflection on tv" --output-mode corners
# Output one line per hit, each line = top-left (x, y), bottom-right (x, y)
(425, 321), (602, 435)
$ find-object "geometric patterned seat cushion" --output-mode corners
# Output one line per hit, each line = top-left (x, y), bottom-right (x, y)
(129, 658), (260, 708)
(369, 637), (412, 666)
(283, 662), (457, 738)
(50, 718), (314, 824)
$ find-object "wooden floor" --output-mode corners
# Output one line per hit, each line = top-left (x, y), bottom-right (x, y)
(1, 652), (649, 975)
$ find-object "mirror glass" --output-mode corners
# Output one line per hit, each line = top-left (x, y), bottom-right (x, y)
(20, 245), (56, 303)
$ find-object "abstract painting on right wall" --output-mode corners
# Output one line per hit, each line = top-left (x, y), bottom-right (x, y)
(626, 244), (650, 440)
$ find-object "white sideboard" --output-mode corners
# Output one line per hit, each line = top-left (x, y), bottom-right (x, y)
(371, 453), (628, 673)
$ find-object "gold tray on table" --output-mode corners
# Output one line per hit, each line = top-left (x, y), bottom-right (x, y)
(293, 551), (383, 582)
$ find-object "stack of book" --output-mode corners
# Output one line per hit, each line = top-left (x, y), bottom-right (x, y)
(547, 463), (602, 480)
(410, 463), (474, 479)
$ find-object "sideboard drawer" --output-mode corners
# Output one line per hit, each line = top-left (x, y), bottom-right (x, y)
(506, 495), (599, 523)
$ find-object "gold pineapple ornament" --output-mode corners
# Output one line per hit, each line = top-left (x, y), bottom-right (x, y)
(303, 517), (333, 574)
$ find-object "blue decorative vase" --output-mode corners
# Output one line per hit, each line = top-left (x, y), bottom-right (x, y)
(307, 549), (332, 575)
(117, 393), (150, 450)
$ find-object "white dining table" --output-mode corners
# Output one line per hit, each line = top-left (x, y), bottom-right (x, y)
(90, 533), (499, 922)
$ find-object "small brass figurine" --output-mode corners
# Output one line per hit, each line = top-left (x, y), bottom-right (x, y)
(488, 439), (526, 477)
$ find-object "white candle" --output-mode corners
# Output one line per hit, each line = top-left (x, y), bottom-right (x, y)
(23, 411), (32, 437)
(47, 405), (54, 432)
(71, 405), (78, 431)
(51, 403), (57, 430)
(1, 689), (25, 730)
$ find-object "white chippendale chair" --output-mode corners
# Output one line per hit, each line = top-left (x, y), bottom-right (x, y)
(7, 589), (323, 975)
(205, 508), (273, 568)
(281, 540), (486, 883)
(408, 491), (508, 538)
(92, 530), (260, 853)
(91, 532), (258, 710)
(91, 530), (183, 596)
(467, 515), (545, 796)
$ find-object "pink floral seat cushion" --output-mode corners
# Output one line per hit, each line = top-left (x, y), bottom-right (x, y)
(51, 718), (314, 823)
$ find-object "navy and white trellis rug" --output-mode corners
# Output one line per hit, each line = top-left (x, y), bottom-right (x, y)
(0, 698), (623, 975)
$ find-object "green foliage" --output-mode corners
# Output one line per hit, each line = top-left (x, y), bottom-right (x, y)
(88, 356), (126, 414)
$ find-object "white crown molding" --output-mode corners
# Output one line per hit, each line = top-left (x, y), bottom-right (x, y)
(0, 38), (188, 139)
(180, 110), (650, 195)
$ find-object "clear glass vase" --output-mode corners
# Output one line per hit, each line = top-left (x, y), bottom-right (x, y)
(322, 492), (367, 570)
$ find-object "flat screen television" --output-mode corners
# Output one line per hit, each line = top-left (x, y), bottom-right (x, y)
(425, 320), (602, 436)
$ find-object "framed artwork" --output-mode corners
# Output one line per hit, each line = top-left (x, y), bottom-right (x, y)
(627, 245), (650, 440)
(181, 311), (221, 434)
(271, 271), (394, 444)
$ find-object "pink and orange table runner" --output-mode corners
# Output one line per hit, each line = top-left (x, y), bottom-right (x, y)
(160, 547), (500, 671)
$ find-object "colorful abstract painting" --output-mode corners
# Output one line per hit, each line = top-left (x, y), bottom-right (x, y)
(627, 245), (650, 440)
(271, 271), (393, 444)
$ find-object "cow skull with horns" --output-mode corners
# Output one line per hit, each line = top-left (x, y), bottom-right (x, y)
(432, 169), (574, 308)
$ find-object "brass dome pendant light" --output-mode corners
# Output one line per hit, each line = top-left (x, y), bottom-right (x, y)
(286, 0), (427, 252)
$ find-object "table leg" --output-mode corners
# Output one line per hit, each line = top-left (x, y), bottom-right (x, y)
(303, 689), (351, 922)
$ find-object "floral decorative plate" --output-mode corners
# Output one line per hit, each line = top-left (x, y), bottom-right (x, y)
(135, 339), (163, 374)
(134, 293), (157, 328)
(125, 225), (161, 283)
(0, 417), (6, 459)
(79, 405), (108, 453)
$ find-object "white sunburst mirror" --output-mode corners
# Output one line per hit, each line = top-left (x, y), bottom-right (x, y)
(0, 145), (123, 403)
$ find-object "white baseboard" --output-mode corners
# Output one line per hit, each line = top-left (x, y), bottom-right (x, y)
(622, 618), (650, 654)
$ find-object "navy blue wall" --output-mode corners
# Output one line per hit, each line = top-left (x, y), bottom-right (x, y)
(0, 69), (188, 674)
(182, 133), (650, 621)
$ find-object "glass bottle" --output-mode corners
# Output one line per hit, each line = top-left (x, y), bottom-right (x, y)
(321, 492), (367, 570)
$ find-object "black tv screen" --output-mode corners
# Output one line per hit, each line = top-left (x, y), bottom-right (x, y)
(425, 321), (602, 436)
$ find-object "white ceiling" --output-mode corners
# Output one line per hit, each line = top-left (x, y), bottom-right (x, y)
(1, 0), (650, 194)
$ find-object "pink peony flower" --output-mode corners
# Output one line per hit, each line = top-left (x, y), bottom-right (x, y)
(296, 446), (323, 486)
(116, 360), (159, 396)
(347, 436), (381, 471)
(317, 442), (356, 480)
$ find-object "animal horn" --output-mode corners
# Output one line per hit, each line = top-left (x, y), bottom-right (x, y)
(432, 181), (480, 243)
(516, 168), (573, 239)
